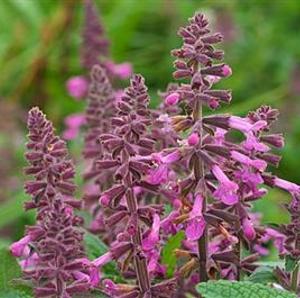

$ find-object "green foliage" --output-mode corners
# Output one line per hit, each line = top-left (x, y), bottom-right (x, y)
(285, 255), (298, 273)
(161, 231), (185, 277)
(0, 247), (33, 296)
(196, 280), (296, 298)
(0, 248), (21, 291)
(0, 290), (32, 298)
(248, 266), (277, 284)
(84, 231), (108, 260)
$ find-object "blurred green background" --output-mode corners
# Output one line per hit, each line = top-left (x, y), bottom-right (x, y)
(0, 0), (300, 250)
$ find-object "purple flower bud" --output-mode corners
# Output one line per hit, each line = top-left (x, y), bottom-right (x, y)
(260, 134), (285, 148)
(188, 132), (200, 146)
(165, 92), (180, 105)
(242, 217), (256, 241)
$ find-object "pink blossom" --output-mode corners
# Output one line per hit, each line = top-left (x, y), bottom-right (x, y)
(242, 217), (256, 240)
(165, 92), (180, 105)
(214, 128), (227, 145)
(93, 252), (112, 267)
(143, 214), (160, 251)
(19, 253), (39, 271)
(221, 64), (232, 77)
(231, 150), (267, 171)
(229, 116), (267, 134)
(243, 132), (270, 152)
(273, 177), (300, 193)
(212, 165), (239, 205)
(10, 235), (31, 257)
(187, 132), (200, 146)
(106, 61), (132, 79)
(66, 76), (88, 99)
(186, 194), (206, 241)
(63, 113), (86, 140)
(148, 151), (181, 185)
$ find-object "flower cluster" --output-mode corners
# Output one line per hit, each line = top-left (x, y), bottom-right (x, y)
(86, 72), (177, 296)
(64, 0), (132, 140)
(10, 108), (95, 297)
(10, 8), (300, 298)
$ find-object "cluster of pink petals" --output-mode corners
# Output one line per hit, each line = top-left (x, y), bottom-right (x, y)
(66, 76), (89, 99)
(63, 113), (86, 140)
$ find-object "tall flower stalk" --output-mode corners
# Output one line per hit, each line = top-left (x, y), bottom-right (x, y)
(10, 107), (96, 297)
(170, 13), (232, 281)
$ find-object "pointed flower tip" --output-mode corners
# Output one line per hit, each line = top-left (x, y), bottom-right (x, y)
(99, 194), (110, 207)
(221, 64), (232, 77)
(165, 92), (180, 106)
(242, 218), (256, 241)
(187, 132), (200, 146)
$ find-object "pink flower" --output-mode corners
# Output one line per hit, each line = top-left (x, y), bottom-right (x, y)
(212, 165), (239, 205)
(273, 177), (300, 193)
(231, 150), (267, 171)
(214, 128), (227, 145)
(243, 132), (270, 152)
(143, 214), (160, 251)
(186, 194), (206, 241)
(19, 253), (38, 271)
(63, 113), (86, 140)
(93, 252), (112, 267)
(221, 64), (232, 77)
(113, 62), (132, 79)
(165, 92), (180, 105)
(187, 132), (200, 146)
(234, 168), (263, 193)
(10, 235), (31, 257)
(242, 217), (256, 240)
(106, 61), (132, 79)
(148, 150), (181, 185)
(66, 76), (88, 99)
(229, 117), (267, 134)
(161, 211), (180, 235)
(73, 264), (100, 288)
(262, 228), (287, 254)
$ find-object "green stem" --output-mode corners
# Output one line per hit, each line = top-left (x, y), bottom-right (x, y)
(291, 263), (299, 293)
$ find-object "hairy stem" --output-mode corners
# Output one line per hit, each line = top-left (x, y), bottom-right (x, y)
(194, 104), (209, 282)
(125, 186), (151, 295)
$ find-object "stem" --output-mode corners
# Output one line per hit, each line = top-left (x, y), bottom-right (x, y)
(291, 263), (299, 293)
(235, 238), (241, 281)
(195, 104), (209, 282)
(125, 186), (151, 295)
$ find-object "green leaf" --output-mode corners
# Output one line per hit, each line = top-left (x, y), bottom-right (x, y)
(83, 231), (108, 260)
(285, 255), (298, 272)
(0, 248), (22, 291)
(196, 280), (296, 298)
(248, 266), (277, 284)
(162, 231), (185, 277)
(0, 192), (34, 229)
(0, 289), (32, 298)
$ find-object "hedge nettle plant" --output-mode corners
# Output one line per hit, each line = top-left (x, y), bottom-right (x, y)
(10, 4), (300, 298)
